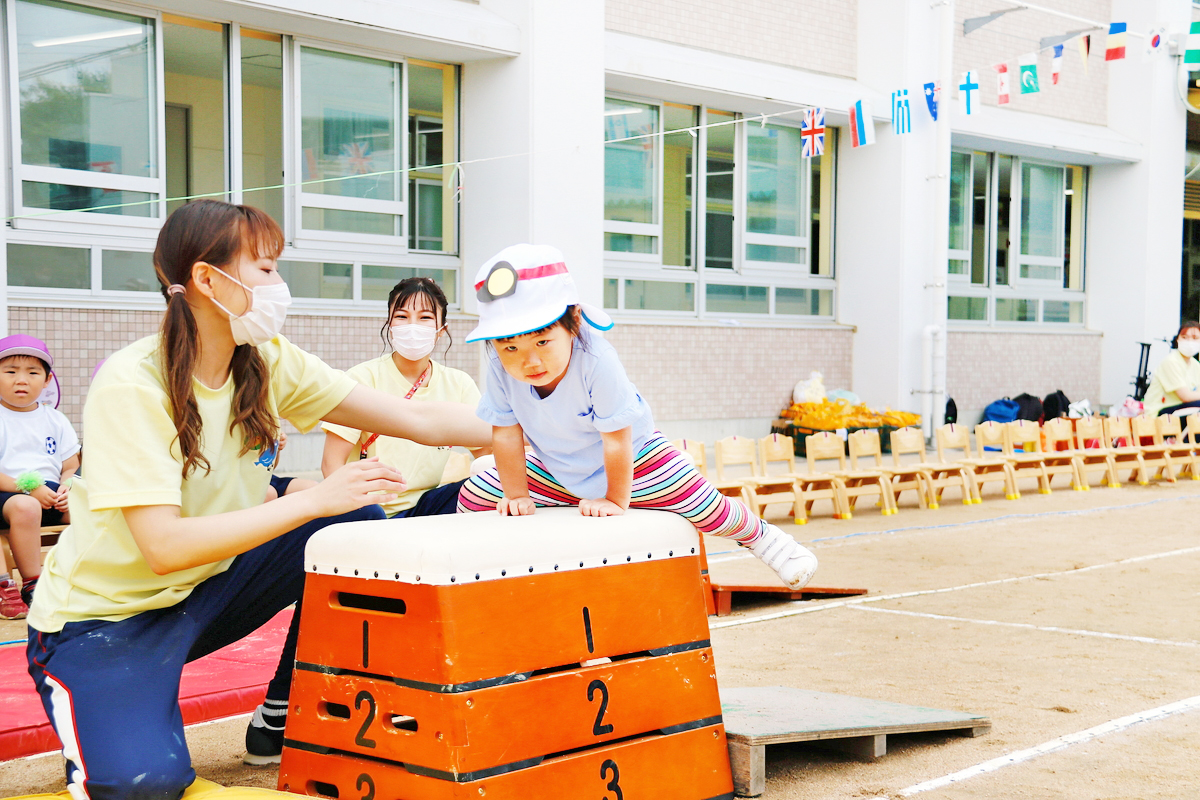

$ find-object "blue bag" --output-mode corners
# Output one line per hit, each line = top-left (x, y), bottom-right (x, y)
(982, 397), (1020, 424)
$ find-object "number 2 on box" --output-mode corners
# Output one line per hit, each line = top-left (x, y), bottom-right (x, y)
(588, 679), (614, 735)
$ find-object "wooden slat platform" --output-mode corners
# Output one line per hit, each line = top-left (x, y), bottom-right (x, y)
(721, 687), (991, 796)
(708, 582), (868, 616)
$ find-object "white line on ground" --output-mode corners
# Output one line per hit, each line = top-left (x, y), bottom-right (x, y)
(708, 546), (1200, 630)
(894, 695), (1200, 796)
(850, 605), (1200, 648)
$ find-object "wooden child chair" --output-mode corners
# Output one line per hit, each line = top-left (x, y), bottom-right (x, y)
(894, 425), (976, 507)
(1154, 414), (1200, 480)
(880, 427), (936, 510)
(841, 429), (898, 516)
(1001, 420), (1052, 494)
(1036, 418), (1087, 491)
(940, 423), (1018, 501)
(752, 433), (806, 517)
(794, 432), (851, 523)
(713, 435), (766, 516)
(1101, 416), (1151, 485)
(1181, 414), (1200, 478)
(1128, 414), (1175, 483)
(1070, 416), (1119, 489)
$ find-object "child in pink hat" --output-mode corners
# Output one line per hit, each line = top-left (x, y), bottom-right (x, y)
(458, 244), (818, 590)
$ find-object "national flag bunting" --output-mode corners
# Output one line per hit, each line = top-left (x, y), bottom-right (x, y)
(995, 63), (1010, 105)
(1106, 22), (1126, 61)
(801, 107), (825, 158)
(959, 71), (979, 116)
(1079, 34), (1091, 75)
(1051, 44), (1063, 85)
(848, 100), (875, 148)
(1147, 27), (1165, 56)
(923, 81), (939, 121)
(1019, 54), (1039, 94)
(892, 89), (912, 134)
(1186, 21), (1200, 70)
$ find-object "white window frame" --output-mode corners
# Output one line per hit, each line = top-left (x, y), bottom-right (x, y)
(947, 150), (980, 285)
(1012, 158), (1067, 288)
(6, 0), (165, 232)
(291, 38), (408, 251)
(603, 94), (663, 265)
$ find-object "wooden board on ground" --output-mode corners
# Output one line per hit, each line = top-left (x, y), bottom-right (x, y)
(708, 582), (868, 616)
(721, 686), (990, 797)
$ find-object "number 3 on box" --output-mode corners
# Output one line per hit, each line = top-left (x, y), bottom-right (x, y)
(601, 759), (624, 800)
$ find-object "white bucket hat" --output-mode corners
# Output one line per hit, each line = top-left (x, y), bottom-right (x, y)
(466, 244), (613, 343)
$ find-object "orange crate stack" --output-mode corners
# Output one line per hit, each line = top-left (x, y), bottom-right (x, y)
(278, 508), (735, 800)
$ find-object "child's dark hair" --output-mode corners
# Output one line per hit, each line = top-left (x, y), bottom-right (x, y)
(0, 353), (50, 374)
(493, 306), (584, 347)
(381, 277), (452, 355)
(155, 199), (284, 478)
(1172, 320), (1200, 350)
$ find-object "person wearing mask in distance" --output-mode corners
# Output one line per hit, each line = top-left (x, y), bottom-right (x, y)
(321, 277), (485, 518)
(24, 200), (491, 799)
(1144, 321), (1200, 416)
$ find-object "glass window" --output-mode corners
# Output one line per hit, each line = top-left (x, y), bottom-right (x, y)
(995, 297), (1037, 322)
(1065, 165), (1085, 290)
(624, 280), (694, 312)
(707, 284), (767, 314)
(101, 249), (155, 292)
(776, 287), (832, 316)
(604, 233), (656, 254)
(362, 265), (456, 303)
(241, 29), (284, 224)
(300, 47), (400, 236)
(705, 109), (736, 270)
(408, 61), (458, 253)
(746, 244), (803, 264)
(14, 0), (158, 218)
(995, 155), (1013, 286)
(662, 103), (696, 268)
(1020, 163), (1064, 258)
(163, 16), (227, 216)
(1043, 300), (1082, 323)
(278, 260), (352, 300)
(948, 296), (987, 321)
(810, 130), (835, 277)
(7, 243), (88, 288)
(746, 124), (803, 237)
(604, 99), (657, 227)
(603, 278), (618, 309)
(970, 152), (989, 285)
(949, 151), (970, 251)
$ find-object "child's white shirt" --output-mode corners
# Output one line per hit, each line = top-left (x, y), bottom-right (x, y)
(477, 333), (655, 499)
(0, 403), (81, 485)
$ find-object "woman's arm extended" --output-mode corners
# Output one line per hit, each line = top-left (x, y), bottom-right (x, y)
(323, 384), (491, 449)
(123, 458), (405, 574)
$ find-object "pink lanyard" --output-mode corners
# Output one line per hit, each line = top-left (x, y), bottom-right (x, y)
(359, 365), (430, 459)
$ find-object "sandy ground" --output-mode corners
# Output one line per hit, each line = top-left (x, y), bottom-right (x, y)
(3, 471), (1199, 798)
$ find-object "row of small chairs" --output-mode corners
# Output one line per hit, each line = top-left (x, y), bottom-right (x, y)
(672, 413), (1200, 524)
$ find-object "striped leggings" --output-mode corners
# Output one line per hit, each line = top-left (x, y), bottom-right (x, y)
(456, 435), (768, 545)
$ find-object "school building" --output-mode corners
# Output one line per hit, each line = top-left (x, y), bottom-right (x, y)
(0, 0), (1193, 469)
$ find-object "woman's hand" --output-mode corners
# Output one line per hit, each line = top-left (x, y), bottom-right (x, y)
(579, 498), (625, 517)
(497, 496), (536, 516)
(312, 457), (406, 517)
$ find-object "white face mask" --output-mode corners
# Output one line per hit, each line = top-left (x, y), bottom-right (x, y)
(389, 323), (442, 361)
(1179, 338), (1200, 358)
(210, 266), (292, 347)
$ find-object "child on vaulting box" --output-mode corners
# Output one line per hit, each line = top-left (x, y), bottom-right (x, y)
(457, 243), (818, 589)
(0, 335), (80, 619)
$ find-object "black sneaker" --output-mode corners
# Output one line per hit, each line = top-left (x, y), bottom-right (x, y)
(243, 709), (284, 766)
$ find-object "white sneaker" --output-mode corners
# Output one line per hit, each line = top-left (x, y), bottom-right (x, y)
(747, 524), (818, 589)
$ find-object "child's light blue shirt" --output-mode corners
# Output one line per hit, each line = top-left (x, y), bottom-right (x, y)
(476, 333), (656, 499)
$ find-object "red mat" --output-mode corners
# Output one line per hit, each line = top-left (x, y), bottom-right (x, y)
(0, 609), (292, 762)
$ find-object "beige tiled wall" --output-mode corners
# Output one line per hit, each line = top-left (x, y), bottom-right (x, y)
(605, 0), (857, 78)
(605, 324), (854, 421)
(947, 330), (1103, 419)
(955, 0), (1110, 126)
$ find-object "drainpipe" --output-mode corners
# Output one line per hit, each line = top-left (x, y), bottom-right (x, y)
(921, 323), (944, 439)
(926, 0), (954, 440)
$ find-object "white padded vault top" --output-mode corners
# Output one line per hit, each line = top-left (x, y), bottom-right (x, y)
(304, 508), (703, 585)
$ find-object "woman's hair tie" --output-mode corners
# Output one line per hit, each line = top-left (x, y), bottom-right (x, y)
(166, 284), (186, 296)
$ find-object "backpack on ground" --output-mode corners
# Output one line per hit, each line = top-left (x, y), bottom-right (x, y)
(982, 397), (1020, 424)
(944, 397), (958, 424)
(1013, 393), (1043, 422)
(1042, 389), (1071, 420)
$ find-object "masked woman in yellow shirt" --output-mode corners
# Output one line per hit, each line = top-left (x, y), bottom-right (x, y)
(321, 277), (485, 518)
(1144, 321), (1200, 416)
(24, 200), (490, 799)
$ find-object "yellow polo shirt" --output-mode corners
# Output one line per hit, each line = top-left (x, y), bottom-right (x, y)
(323, 357), (480, 515)
(29, 334), (355, 633)
(1144, 352), (1200, 416)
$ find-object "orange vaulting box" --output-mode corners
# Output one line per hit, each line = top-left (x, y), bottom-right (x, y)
(279, 508), (734, 800)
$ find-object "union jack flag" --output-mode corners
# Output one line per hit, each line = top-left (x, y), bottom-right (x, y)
(341, 142), (373, 175)
(801, 107), (825, 158)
